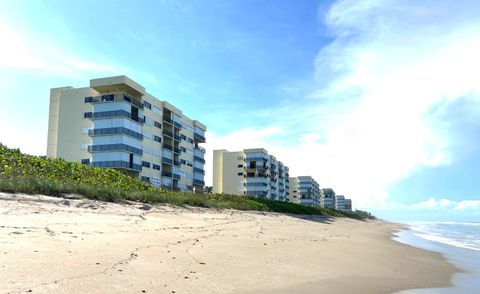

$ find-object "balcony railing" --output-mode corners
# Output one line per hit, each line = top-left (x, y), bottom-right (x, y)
(174, 160), (181, 166)
(174, 121), (182, 129)
(163, 117), (173, 124)
(193, 156), (205, 163)
(193, 179), (205, 186)
(193, 167), (205, 174)
(194, 133), (206, 143)
(91, 160), (142, 171)
(173, 173), (181, 180)
(174, 135), (181, 141)
(88, 127), (143, 140)
(162, 157), (173, 165)
(163, 130), (173, 137)
(88, 144), (143, 155)
(161, 171), (172, 177)
(163, 144), (173, 151)
(123, 95), (144, 109)
(173, 147), (181, 154)
(91, 110), (144, 124)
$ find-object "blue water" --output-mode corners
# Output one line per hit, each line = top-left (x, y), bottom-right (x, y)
(394, 222), (480, 293)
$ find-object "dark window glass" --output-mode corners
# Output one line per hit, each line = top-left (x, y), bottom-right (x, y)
(153, 164), (160, 170)
(154, 121), (162, 128)
(154, 136), (161, 143)
(237, 172), (243, 176)
(237, 164), (243, 168)
(84, 112), (92, 118)
(144, 101), (152, 109)
(142, 161), (151, 168)
(84, 97), (93, 103)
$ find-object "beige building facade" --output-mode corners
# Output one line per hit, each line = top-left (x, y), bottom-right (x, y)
(213, 148), (289, 201)
(288, 176), (321, 206)
(47, 75), (206, 192)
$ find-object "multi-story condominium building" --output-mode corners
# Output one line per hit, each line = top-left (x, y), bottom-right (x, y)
(213, 148), (289, 201)
(344, 199), (352, 211)
(321, 188), (336, 209)
(47, 75), (207, 192)
(335, 195), (345, 210)
(288, 176), (321, 206)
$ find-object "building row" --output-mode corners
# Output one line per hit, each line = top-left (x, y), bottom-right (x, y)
(46, 75), (352, 211)
(212, 149), (353, 211)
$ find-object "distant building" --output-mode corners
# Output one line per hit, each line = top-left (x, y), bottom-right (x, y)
(213, 148), (289, 201)
(288, 176), (321, 206)
(46, 75), (206, 192)
(335, 195), (345, 210)
(321, 188), (336, 209)
(344, 199), (352, 211)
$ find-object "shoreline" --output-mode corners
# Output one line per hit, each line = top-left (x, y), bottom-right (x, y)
(1, 193), (457, 293)
(393, 225), (480, 293)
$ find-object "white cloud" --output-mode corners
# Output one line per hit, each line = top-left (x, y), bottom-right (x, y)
(205, 0), (480, 209)
(409, 197), (456, 210)
(454, 200), (480, 210)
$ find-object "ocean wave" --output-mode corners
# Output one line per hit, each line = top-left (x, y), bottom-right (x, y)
(413, 233), (480, 251)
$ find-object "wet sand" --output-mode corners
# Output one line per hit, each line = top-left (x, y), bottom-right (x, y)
(0, 192), (458, 293)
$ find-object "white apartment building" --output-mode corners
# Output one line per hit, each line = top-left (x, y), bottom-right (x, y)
(335, 195), (345, 210)
(321, 188), (336, 209)
(213, 148), (289, 201)
(47, 75), (206, 192)
(344, 199), (352, 211)
(288, 176), (321, 206)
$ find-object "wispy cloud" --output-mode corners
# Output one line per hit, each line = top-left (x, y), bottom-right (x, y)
(205, 0), (480, 208)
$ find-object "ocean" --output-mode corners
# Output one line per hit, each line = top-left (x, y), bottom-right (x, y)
(394, 222), (480, 293)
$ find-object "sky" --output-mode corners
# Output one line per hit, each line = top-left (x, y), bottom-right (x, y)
(0, 0), (479, 222)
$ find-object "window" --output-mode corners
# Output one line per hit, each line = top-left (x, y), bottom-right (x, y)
(181, 147), (186, 152)
(154, 121), (162, 129)
(142, 161), (151, 168)
(153, 106), (162, 114)
(84, 96), (93, 103)
(187, 138), (193, 144)
(180, 159), (186, 165)
(84, 112), (92, 118)
(153, 164), (160, 170)
(141, 176), (150, 182)
(81, 159), (90, 165)
(101, 94), (114, 101)
(237, 164), (243, 168)
(237, 172), (243, 176)
(143, 101), (152, 109)
(180, 134), (186, 140)
(154, 136), (161, 143)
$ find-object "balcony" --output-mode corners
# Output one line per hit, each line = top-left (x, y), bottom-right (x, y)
(163, 143), (173, 151)
(88, 143), (143, 155)
(173, 147), (181, 154)
(193, 179), (205, 186)
(193, 167), (205, 174)
(91, 160), (142, 171)
(173, 173), (181, 180)
(163, 116), (173, 125)
(174, 121), (182, 129)
(163, 130), (173, 138)
(88, 127), (143, 140)
(194, 133), (206, 143)
(193, 156), (205, 163)
(123, 95), (144, 109)
(91, 110), (144, 124)
(162, 157), (173, 165)
(174, 160), (181, 166)
(174, 134), (181, 142)
(161, 171), (172, 177)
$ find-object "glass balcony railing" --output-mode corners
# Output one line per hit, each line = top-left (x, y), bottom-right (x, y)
(163, 144), (173, 151)
(162, 157), (173, 165)
(193, 179), (205, 186)
(92, 160), (142, 171)
(91, 110), (144, 124)
(163, 117), (173, 124)
(193, 156), (205, 163)
(194, 133), (206, 143)
(88, 127), (143, 140)
(163, 130), (173, 137)
(88, 144), (143, 155)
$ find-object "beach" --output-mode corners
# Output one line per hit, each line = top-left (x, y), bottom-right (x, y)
(0, 192), (457, 294)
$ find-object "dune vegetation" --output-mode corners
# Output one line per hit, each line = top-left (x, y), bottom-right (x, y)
(0, 143), (374, 220)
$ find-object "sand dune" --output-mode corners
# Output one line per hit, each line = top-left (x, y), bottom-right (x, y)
(0, 192), (456, 293)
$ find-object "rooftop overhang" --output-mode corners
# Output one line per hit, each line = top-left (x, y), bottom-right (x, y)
(90, 76), (145, 98)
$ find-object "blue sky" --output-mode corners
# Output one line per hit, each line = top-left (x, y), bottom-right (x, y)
(1, 0), (479, 222)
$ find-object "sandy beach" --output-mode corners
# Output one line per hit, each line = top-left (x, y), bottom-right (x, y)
(0, 192), (457, 294)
